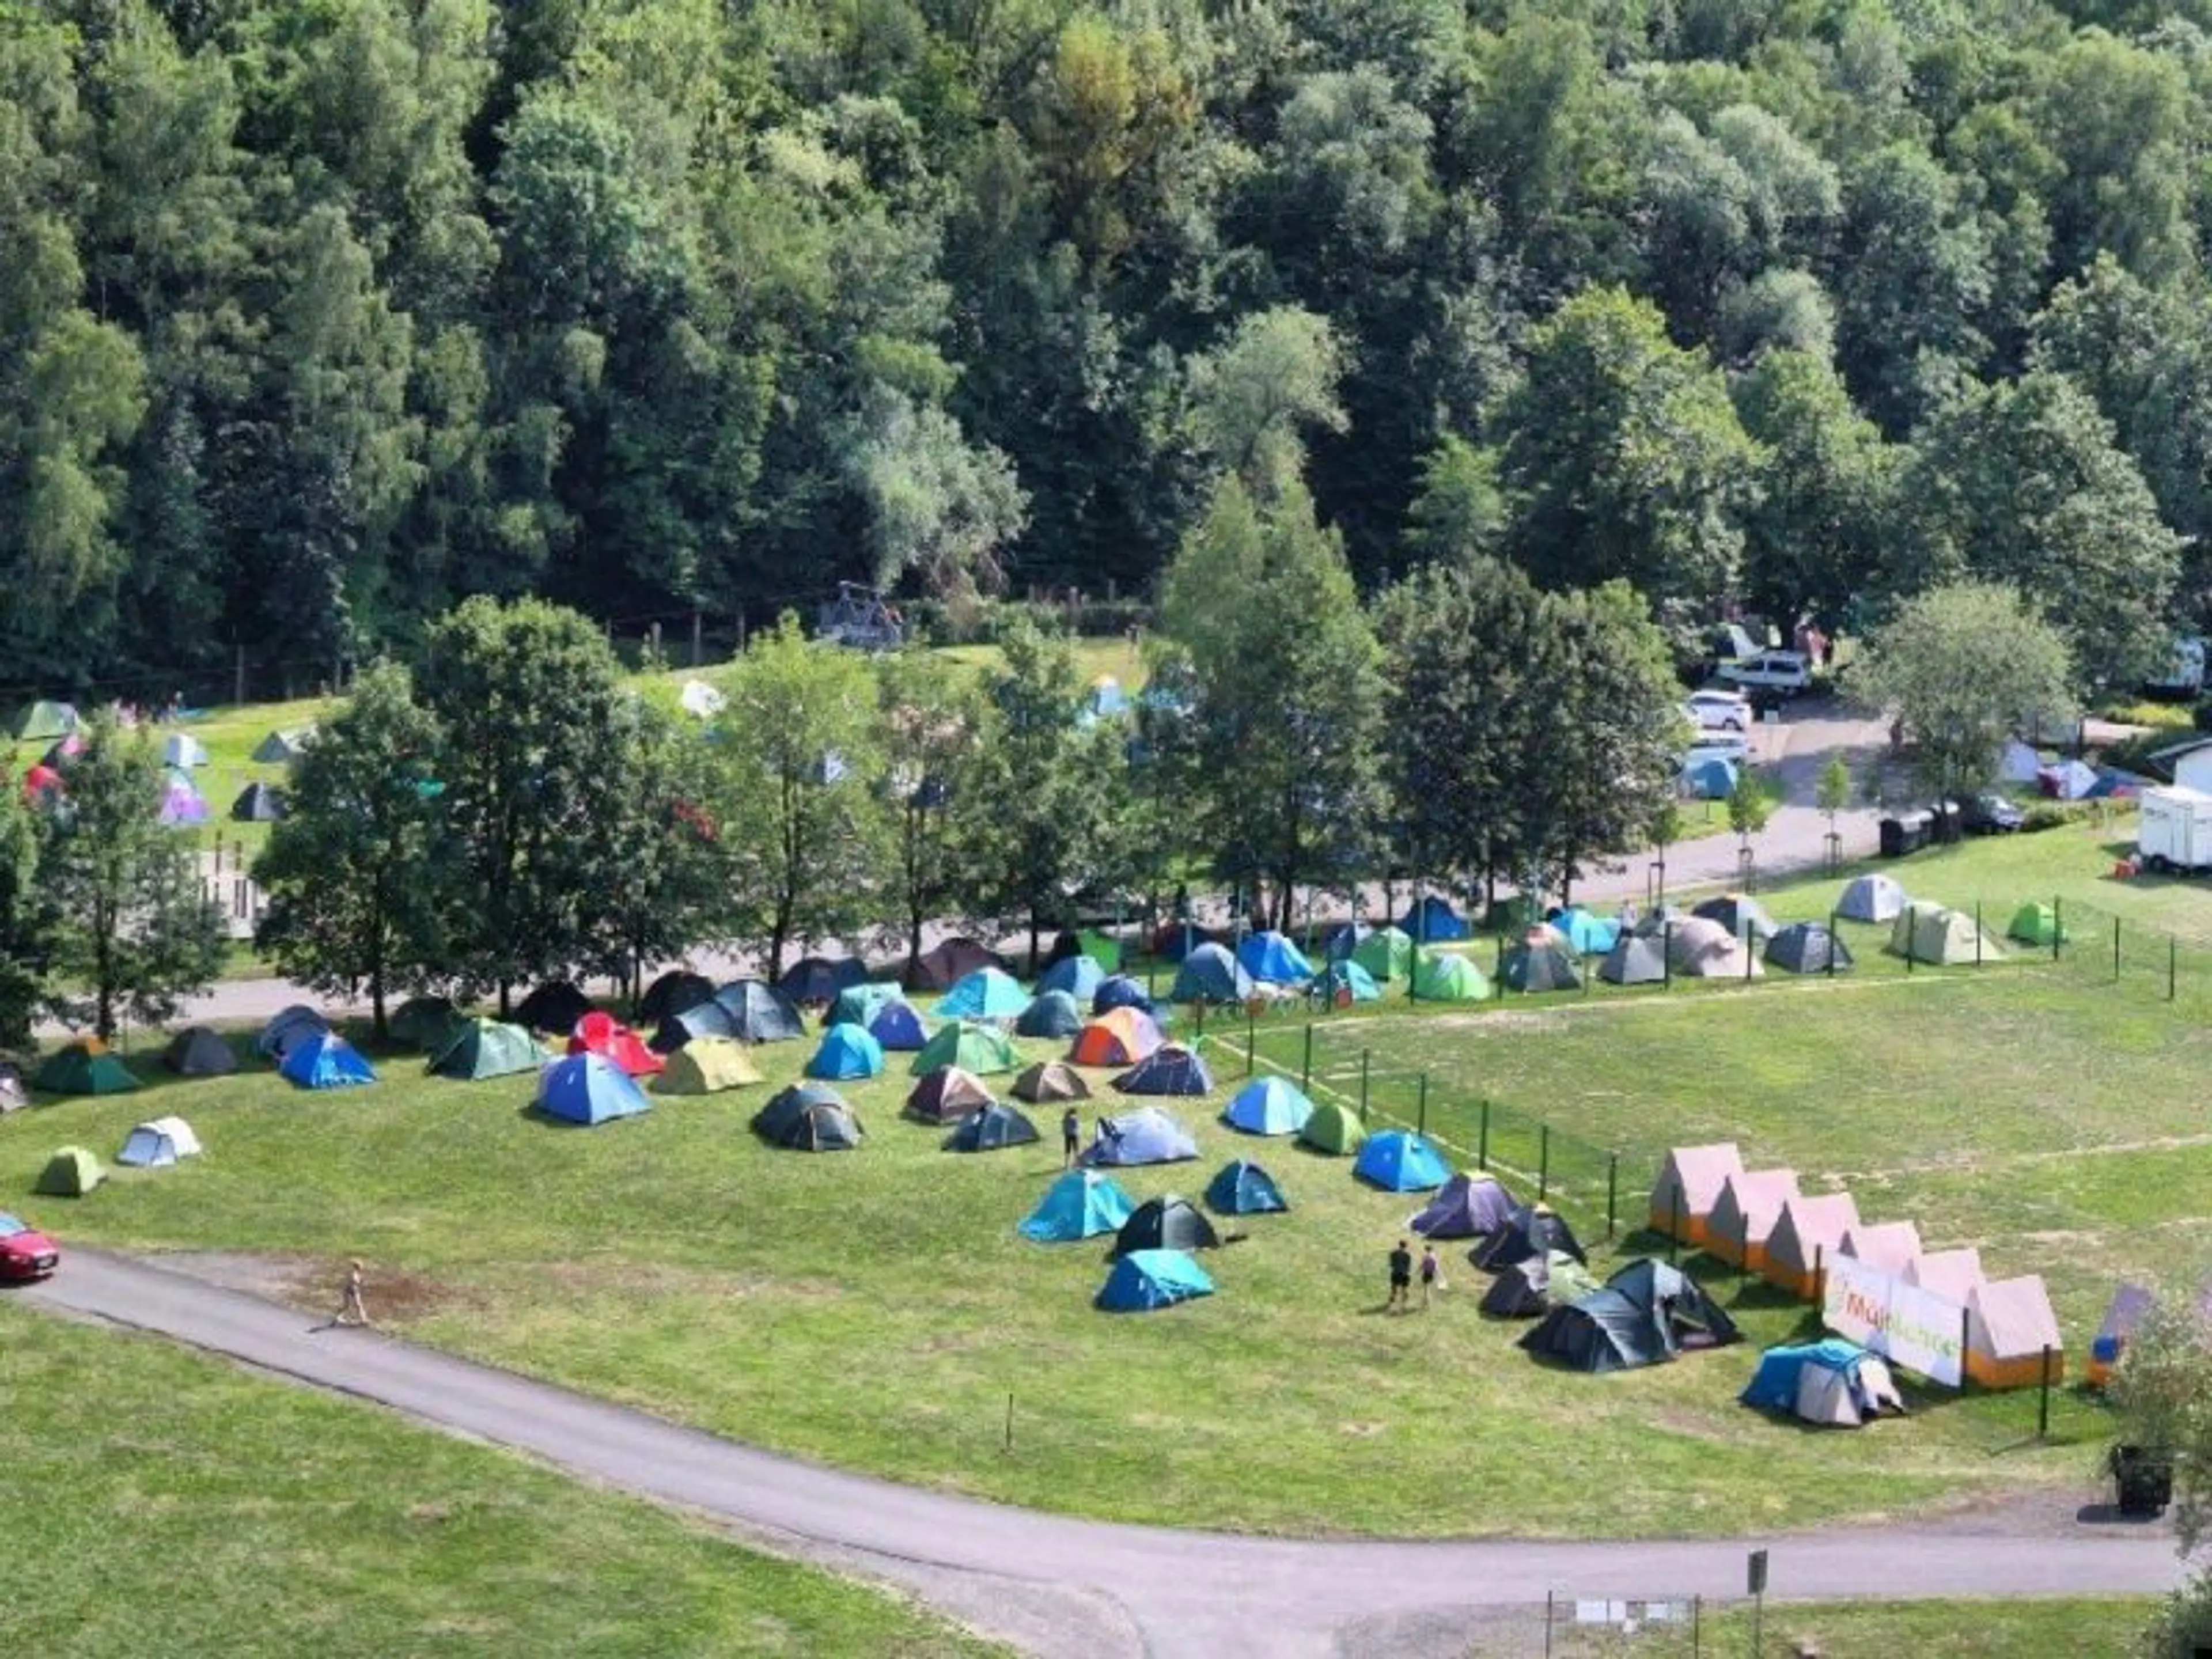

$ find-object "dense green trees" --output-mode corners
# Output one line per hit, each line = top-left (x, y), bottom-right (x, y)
(5, 0), (2209, 699)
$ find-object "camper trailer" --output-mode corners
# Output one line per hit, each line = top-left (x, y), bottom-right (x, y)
(2138, 786), (2212, 874)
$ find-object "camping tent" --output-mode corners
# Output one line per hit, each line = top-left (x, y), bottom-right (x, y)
(1400, 896), (1469, 941)
(1836, 873), (1908, 923)
(117, 1116), (203, 1168)
(1309, 960), (1382, 1006)
(1413, 952), (1493, 1001)
(1112, 1044), (1212, 1096)
(2041, 758), (2097, 800)
(2007, 902), (2067, 947)
(279, 1032), (377, 1089)
(1044, 929), (1121, 974)
(1888, 903), (2001, 965)
(1683, 756), (1737, 799)
(567, 1012), (662, 1077)
(640, 970), (717, 1025)
(252, 1005), (334, 1067)
(35, 1043), (142, 1096)
(1171, 943), (1254, 1004)
(1070, 1007), (1164, 1068)
(1091, 975), (1152, 1016)
(1692, 894), (1777, 944)
(1551, 907), (1620, 956)
(1021, 1171), (1136, 1241)
(652, 1037), (762, 1094)
(1079, 1107), (1198, 1165)
(752, 1084), (862, 1150)
(430, 1019), (541, 1081)
(2088, 1283), (2157, 1388)
(913, 1020), (1017, 1077)
(1599, 933), (1668, 986)
(1298, 1101), (1366, 1156)
(806, 1021), (887, 1081)
(1410, 1173), (1517, 1240)
(866, 998), (929, 1051)
(231, 781), (286, 822)
(911, 935), (1006, 991)
(1480, 1252), (1600, 1319)
(935, 967), (1031, 1022)
(711, 980), (806, 1043)
(906, 1066), (995, 1123)
(1354, 1130), (1451, 1192)
(942, 1101), (1039, 1152)
(1501, 934), (1580, 993)
(1095, 1249), (1215, 1312)
(1740, 1339), (1905, 1427)
(1766, 923), (1851, 975)
(1472, 1204), (1586, 1272)
(1839, 1220), (1923, 1275)
(652, 999), (739, 1052)
(537, 1054), (652, 1124)
(1040, 954), (1107, 1003)
(22, 763), (63, 801)
(36, 1146), (103, 1196)
(514, 980), (593, 1033)
(778, 955), (866, 1005)
(1903, 1247), (1986, 1304)
(161, 1026), (237, 1077)
(161, 733), (208, 768)
(1706, 1169), (1802, 1270)
(9, 700), (78, 741)
(1665, 917), (1758, 977)
(1221, 1075), (1313, 1136)
(1760, 1192), (1861, 1298)
(1236, 931), (1313, 984)
(1321, 921), (1370, 961)
(1112, 1195), (1221, 1257)
(0, 1065), (21, 1114)
(251, 727), (315, 764)
(1999, 738), (2041, 783)
(1016, 989), (1085, 1039)
(1206, 1158), (1287, 1215)
(1351, 927), (1414, 982)
(1648, 1142), (1743, 1243)
(827, 980), (903, 1029)
(1966, 1277), (2065, 1387)
(1013, 1060), (1090, 1104)
(1520, 1259), (1741, 1373)
(679, 677), (725, 718)
(389, 996), (461, 1051)
(159, 773), (209, 825)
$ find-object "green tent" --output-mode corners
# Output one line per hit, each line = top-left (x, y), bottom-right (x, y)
(1298, 1100), (1367, 1156)
(428, 1018), (541, 1081)
(34, 1044), (141, 1096)
(1351, 927), (1413, 982)
(653, 1036), (764, 1095)
(2006, 902), (2067, 948)
(1411, 952), (1491, 1002)
(9, 700), (77, 741)
(1077, 929), (1122, 972)
(391, 996), (463, 1051)
(911, 1020), (1018, 1077)
(35, 1145), (103, 1196)
(1888, 902), (2002, 966)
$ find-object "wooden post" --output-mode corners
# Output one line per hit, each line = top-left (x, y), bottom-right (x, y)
(1416, 1073), (1427, 1137)
(1606, 1153), (1618, 1240)
(1539, 1123), (1550, 1199)
(1813, 1242), (1824, 1305)
(1359, 1049), (1369, 1119)
(1245, 1002), (1256, 1077)
(2114, 914), (2123, 982)
(1301, 1022), (1314, 1091)
(2038, 1345), (2054, 1439)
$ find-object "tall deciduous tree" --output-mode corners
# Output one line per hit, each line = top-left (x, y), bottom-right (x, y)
(1160, 477), (1383, 928)
(582, 693), (725, 1009)
(1859, 581), (2075, 804)
(875, 648), (999, 978)
(37, 712), (223, 1040)
(0, 778), (44, 1050)
(253, 662), (445, 1037)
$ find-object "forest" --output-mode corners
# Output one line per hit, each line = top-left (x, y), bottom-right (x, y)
(3, 0), (2210, 696)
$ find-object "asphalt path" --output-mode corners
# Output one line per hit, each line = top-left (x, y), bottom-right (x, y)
(24, 1249), (2184, 1658)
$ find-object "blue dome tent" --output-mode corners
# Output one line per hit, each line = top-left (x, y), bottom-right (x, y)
(1310, 960), (1381, 1005)
(278, 1032), (377, 1090)
(1112, 1044), (1213, 1097)
(1221, 1075), (1314, 1136)
(866, 998), (930, 1051)
(1353, 1130), (1451, 1192)
(1020, 1170), (1137, 1240)
(1170, 943), (1253, 1004)
(1016, 989), (1085, 1039)
(1236, 931), (1313, 984)
(1400, 896), (1469, 942)
(1205, 1158), (1288, 1215)
(805, 1022), (885, 1081)
(1091, 975), (1152, 1015)
(1039, 955), (1107, 1003)
(1080, 1106), (1199, 1165)
(935, 967), (1031, 1021)
(1094, 1248), (1215, 1312)
(538, 1054), (652, 1124)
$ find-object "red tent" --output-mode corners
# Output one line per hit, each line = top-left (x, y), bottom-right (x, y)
(22, 764), (62, 800)
(568, 1010), (664, 1077)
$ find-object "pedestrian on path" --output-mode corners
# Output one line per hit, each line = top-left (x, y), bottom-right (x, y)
(333, 1258), (372, 1327)
(1419, 1245), (1442, 1308)
(1387, 1239), (1412, 1312)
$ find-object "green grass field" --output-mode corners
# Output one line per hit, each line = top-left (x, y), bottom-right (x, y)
(1517, 1597), (2151, 1658)
(0, 1298), (1002, 1658)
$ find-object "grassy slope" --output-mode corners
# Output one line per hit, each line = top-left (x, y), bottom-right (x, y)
(0, 1299), (1002, 1658)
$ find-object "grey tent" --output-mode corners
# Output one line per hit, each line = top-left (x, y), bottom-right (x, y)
(910, 936), (1006, 992)
(943, 1101), (1041, 1152)
(1691, 895), (1777, 945)
(231, 782), (286, 822)
(1501, 935), (1581, 993)
(1111, 1195), (1221, 1257)
(514, 980), (593, 1033)
(1016, 989), (1085, 1039)
(639, 969), (715, 1024)
(906, 1066), (996, 1123)
(1409, 1172), (1517, 1240)
(1766, 922), (1853, 975)
(1836, 873), (1907, 924)
(161, 1026), (237, 1077)
(1480, 1251), (1600, 1319)
(1519, 1259), (1740, 1372)
(752, 1085), (863, 1150)
(710, 979), (806, 1043)
(251, 726), (315, 764)
(1472, 1204), (1586, 1272)
(1598, 933), (1668, 986)
(652, 999), (739, 1052)
(1013, 1060), (1090, 1105)
(390, 996), (462, 1051)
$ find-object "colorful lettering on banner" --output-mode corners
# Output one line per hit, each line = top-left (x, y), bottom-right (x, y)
(1821, 1254), (1965, 1388)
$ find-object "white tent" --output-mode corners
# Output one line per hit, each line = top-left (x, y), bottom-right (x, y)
(1903, 1247), (1984, 1303)
(2041, 759), (2097, 800)
(679, 678), (725, 718)
(1999, 738), (2041, 783)
(1836, 873), (1907, 924)
(162, 733), (209, 768)
(1794, 1353), (1905, 1427)
(117, 1116), (203, 1168)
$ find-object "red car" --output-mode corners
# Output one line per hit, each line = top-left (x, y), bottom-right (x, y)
(0, 1213), (59, 1281)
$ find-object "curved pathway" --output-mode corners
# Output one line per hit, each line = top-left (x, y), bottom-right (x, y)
(25, 1249), (2183, 1658)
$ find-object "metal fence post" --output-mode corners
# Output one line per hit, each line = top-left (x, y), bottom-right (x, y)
(2171, 935), (2179, 1003)
(1359, 1048), (1370, 1119)
(2039, 1344), (2054, 1440)
(1827, 910), (1839, 977)
(1663, 921), (1673, 990)
(2114, 914), (2123, 983)
(1975, 900), (1983, 967)
(1539, 1124), (1550, 1199)
(1246, 1002), (1256, 1077)
(1606, 1153), (1618, 1240)
(1301, 1022), (1314, 1091)
(1478, 1098), (1490, 1170)
(2053, 895), (2063, 961)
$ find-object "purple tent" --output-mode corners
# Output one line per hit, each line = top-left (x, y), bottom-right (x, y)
(1408, 1172), (1517, 1240)
(160, 778), (210, 825)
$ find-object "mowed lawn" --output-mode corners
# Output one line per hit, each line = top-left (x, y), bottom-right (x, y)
(0, 1299), (1003, 1658)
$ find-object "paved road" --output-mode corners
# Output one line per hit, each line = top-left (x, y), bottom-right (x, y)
(26, 1250), (2183, 1658)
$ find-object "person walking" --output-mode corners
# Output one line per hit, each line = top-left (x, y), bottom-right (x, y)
(333, 1259), (372, 1328)
(1387, 1239), (1413, 1312)
(1061, 1106), (1082, 1168)
(1419, 1244), (1443, 1308)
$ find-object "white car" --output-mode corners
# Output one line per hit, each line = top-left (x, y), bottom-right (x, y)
(1683, 690), (1752, 732)
(1716, 650), (1813, 696)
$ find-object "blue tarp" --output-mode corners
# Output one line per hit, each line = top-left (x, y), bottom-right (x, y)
(538, 1054), (652, 1124)
(1171, 943), (1253, 1003)
(1039, 955), (1107, 1003)
(1112, 1045), (1214, 1097)
(867, 999), (929, 1050)
(1400, 896), (1469, 942)
(1353, 1130), (1451, 1192)
(1080, 1106), (1200, 1164)
(805, 1021), (885, 1080)
(1552, 907), (1621, 955)
(278, 1032), (376, 1090)
(1205, 1158), (1287, 1215)
(935, 967), (1031, 1021)
(1236, 931), (1314, 984)
(1020, 1170), (1137, 1240)
(1095, 1248), (1215, 1312)
(1221, 1075), (1314, 1136)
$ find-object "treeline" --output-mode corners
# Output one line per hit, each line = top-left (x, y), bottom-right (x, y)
(5, 0), (2209, 693)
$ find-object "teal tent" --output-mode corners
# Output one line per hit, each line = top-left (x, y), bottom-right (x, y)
(1095, 1249), (1215, 1312)
(1221, 1075), (1313, 1136)
(1310, 960), (1381, 1005)
(1354, 1130), (1450, 1192)
(935, 968), (1031, 1021)
(829, 980), (905, 1028)
(1205, 1158), (1287, 1215)
(1020, 1170), (1137, 1241)
(806, 1021), (885, 1081)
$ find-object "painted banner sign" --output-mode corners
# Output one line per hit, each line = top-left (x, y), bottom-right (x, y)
(1821, 1254), (1965, 1387)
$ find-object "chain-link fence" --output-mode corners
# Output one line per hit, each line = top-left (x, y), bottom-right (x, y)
(1456, 1593), (1767, 1657)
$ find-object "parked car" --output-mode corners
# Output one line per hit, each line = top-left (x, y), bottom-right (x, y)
(1961, 793), (2025, 834)
(1716, 650), (1813, 697)
(1684, 690), (1752, 732)
(0, 1213), (59, 1281)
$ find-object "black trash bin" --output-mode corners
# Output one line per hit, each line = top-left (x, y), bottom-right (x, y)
(2112, 1445), (2173, 1516)
(1879, 817), (1907, 858)
(1931, 800), (1964, 844)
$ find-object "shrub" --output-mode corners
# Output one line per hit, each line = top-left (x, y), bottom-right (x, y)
(2103, 700), (2198, 730)
(2020, 799), (2108, 834)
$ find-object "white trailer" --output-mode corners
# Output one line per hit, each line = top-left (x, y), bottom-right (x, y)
(2138, 785), (2212, 873)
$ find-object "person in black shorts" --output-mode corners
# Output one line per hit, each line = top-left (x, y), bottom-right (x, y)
(1388, 1239), (1413, 1311)
(1061, 1106), (1081, 1167)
